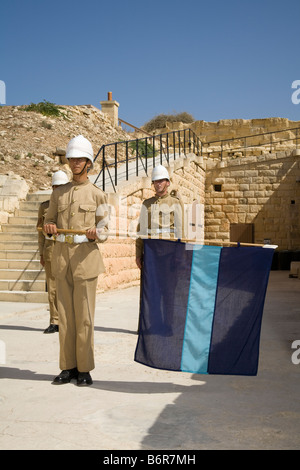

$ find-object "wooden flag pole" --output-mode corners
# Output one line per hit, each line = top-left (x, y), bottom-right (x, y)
(37, 227), (266, 247)
(37, 227), (129, 238)
(38, 227), (90, 235)
(143, 235), (265, 247)
(188, 239), (265, 247)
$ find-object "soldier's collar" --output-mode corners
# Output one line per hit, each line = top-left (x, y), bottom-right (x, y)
(154, 191), (169, 200)
(71, 178), (90, 186)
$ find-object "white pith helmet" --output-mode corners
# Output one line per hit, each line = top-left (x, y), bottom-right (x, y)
(151, 165), (170, 181)
(66, 135), (94, 168)
(52, 170), (69, 186)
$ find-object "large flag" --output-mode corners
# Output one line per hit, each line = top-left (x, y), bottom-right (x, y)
(134, 239), (275, 376)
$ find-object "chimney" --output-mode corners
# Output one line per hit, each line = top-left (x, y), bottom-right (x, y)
(100, 92), (119, 127)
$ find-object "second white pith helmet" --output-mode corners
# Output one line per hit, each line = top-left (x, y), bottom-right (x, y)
(66, 135), (94, 168)
(52, 170), (69, 186)
(151, 165), (170, 181)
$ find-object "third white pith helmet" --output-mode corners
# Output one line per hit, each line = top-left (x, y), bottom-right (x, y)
(66, 135), (94, 168)
(151, 165), (170, 181)
(51, 170), (69, 186)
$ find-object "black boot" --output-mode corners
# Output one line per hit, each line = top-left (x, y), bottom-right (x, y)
(44, 324), (59, 334)
(52, 368), (78, 384)
(77, 372), (93, 386)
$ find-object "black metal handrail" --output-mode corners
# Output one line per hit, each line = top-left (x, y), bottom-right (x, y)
(93, 128), (200, 192)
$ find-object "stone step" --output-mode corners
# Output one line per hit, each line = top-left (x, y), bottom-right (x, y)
(0, 250), (40, 260)
(8, 216), (38, 225)
(0, 241), (38, 250)
(0, 269), (45, 280)
(0, 258), (41, 269)
(19, 200), (43, 211)
(0, 279), (46, 291)
(0, 232), (38, 241)
(26, 192), (51, 202)
(0, 190), (51, 302)
(0, 290), (48, 302)
(2, 224), (37, 233)
(15, 209), (40, 217)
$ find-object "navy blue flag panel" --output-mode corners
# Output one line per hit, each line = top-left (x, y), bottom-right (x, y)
(134, 239), (275, 376)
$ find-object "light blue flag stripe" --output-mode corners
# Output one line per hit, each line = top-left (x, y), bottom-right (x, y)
(181, 245), (222, 373)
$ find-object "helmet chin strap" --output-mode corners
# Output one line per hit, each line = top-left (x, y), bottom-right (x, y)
(76, 159), (91, 176)
(79, 160), (88, 175)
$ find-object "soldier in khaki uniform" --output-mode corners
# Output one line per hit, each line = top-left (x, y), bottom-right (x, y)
(44, 135), (109, 386)
(37, 170), (69, 334)
(136, 165), (184, 333)
(136, 165), (184, 268)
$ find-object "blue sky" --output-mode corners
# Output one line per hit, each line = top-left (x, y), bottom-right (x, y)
(1, 0), (299, 127)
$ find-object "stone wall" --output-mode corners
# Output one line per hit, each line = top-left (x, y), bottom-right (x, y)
(205, 148), (300, 250)
(163, 117), (300, 158)
(190, 117), (299, 142)
(164, 117), (299, 141)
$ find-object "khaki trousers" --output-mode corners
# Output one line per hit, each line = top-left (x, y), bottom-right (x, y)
(56, 263), (98, 372)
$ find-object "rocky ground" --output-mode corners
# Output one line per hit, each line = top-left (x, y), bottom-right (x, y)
(0, 104), (134, 192)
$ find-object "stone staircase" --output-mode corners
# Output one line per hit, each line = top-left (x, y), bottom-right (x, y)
(0, 192), (51, 302)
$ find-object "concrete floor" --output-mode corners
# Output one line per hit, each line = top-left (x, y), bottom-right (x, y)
(0, 271), (299, 450)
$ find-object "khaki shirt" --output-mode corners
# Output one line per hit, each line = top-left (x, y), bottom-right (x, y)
(136, 191), (184, 258)
(44, 179), (109, 280)
(37, 199), (56, 262)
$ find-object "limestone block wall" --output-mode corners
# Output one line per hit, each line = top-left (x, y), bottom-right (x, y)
(205, 149), (300, 250)
(97, 154), (206, 292)
(165, 117), (299, 142)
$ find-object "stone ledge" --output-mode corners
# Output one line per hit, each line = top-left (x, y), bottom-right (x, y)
(0, 175), (30, 227)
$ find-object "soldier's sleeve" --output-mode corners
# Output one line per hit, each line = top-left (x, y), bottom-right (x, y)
(95, 192), (109, 243)
(44, 191), (58, 226)
(136, 202), (148, 259)
(136, 233), (144, 259)
(174, 198), (185, 240)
